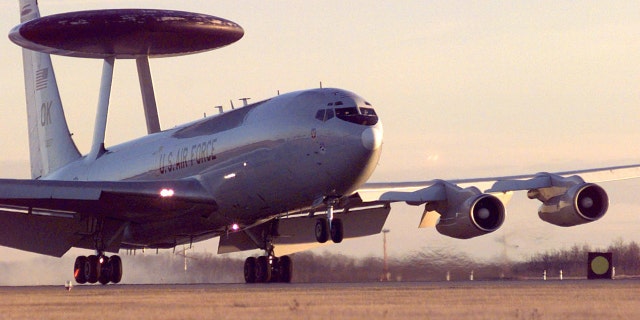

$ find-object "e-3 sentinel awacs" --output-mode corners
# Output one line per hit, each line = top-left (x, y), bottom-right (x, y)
(2, 0), (640, 285)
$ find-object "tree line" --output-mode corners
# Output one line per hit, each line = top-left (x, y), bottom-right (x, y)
(1, 240), (638, 285)
(118, 239), (640, 283)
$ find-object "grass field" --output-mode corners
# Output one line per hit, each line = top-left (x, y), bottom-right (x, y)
(0, 280), (638, 319)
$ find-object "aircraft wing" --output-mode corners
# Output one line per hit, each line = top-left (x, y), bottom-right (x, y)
(0, 178), (217, 257)
(348, 164), (640, 237)
(356, 164), (640, 203)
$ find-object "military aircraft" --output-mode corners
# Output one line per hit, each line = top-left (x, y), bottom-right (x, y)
(2, 0), (639, 285)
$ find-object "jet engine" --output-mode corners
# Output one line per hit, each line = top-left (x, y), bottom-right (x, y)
(419, 181), (506, 239)
(435, 193), (505, 239)
(535, 183), (608, 227)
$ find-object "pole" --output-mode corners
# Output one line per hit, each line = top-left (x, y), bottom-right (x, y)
(381, 229), (390, 281)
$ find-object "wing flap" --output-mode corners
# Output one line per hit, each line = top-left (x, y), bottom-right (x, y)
(218, 206), (391, 256)
(0, 209), (83, 257)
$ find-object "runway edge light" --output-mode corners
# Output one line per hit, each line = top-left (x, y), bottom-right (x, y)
(587, 252), (613, 280)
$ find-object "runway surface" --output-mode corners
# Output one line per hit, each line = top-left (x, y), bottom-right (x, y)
(0, 280), (638, 319)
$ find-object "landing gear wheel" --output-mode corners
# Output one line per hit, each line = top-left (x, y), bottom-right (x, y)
(244, 257), (256, 283)
(98, 273), (110, 285)
(98, 256), (111, 285)
(269, 257), (280, 283)
(255, 256), (272, 283)
(86, 255), (100, 284)
(278, 255), (293, 283)
(74, 256), (88, 284)
(315, 218), (329, 243)
(330, 218), (344, 243)
(109, 255), (123, 284)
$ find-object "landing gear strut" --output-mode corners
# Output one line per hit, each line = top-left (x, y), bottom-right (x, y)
(244, 254), (292, 283)
(74, 253), (122, 285)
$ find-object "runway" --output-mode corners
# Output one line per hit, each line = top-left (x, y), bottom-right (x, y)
(1, 280), (638, 319)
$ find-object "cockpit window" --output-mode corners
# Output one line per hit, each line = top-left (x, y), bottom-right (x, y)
(335, 107), (379, 126)
(335, 107), (358, 117)
(360, 107), (377, 116)
(326, 108), (334, 120)
(315, 108), (335, 122)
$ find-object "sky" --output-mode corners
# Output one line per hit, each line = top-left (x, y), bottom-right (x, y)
(0, 0), (639, 273)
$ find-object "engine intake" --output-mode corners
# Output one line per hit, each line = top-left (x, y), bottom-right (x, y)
(537, 183), (608, 227)
(435, 193), (505, 239)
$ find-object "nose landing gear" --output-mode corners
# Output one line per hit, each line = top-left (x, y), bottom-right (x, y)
(315, 200), (344, 243)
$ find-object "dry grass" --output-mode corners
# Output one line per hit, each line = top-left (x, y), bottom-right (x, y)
(0, 280), (638, 319)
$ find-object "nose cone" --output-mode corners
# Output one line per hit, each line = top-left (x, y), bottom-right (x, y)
(361, 125), (383, 151)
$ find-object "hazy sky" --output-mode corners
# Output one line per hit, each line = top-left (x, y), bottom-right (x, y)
(0, 0), (639, 267)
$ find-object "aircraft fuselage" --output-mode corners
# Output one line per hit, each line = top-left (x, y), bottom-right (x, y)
(45, 88), (383, 248)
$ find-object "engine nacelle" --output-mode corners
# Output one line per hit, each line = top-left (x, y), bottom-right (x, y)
(537, 183), (609, 227)
(435, 193), (505, 239)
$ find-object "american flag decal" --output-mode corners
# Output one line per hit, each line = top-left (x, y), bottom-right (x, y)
(35, 68), (48, 91)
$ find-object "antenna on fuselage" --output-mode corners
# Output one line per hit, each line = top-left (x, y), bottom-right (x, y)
(239, 98), (251, 107)
(229, 99), (235, 110)
(215, 106), (224, 114)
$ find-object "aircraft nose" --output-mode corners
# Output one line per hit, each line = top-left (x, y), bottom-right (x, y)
(361, 125), (383, 151)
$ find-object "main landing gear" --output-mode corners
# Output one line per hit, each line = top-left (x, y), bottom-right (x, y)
(242, 199), (343, 284)
(74, 254), (122, 285)
(243, 222), (293, 283)
(244, 254), (292, 283)
(315, 201), (344, 243)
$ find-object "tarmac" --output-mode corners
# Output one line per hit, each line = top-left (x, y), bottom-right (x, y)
(0, 280), (638, 319)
